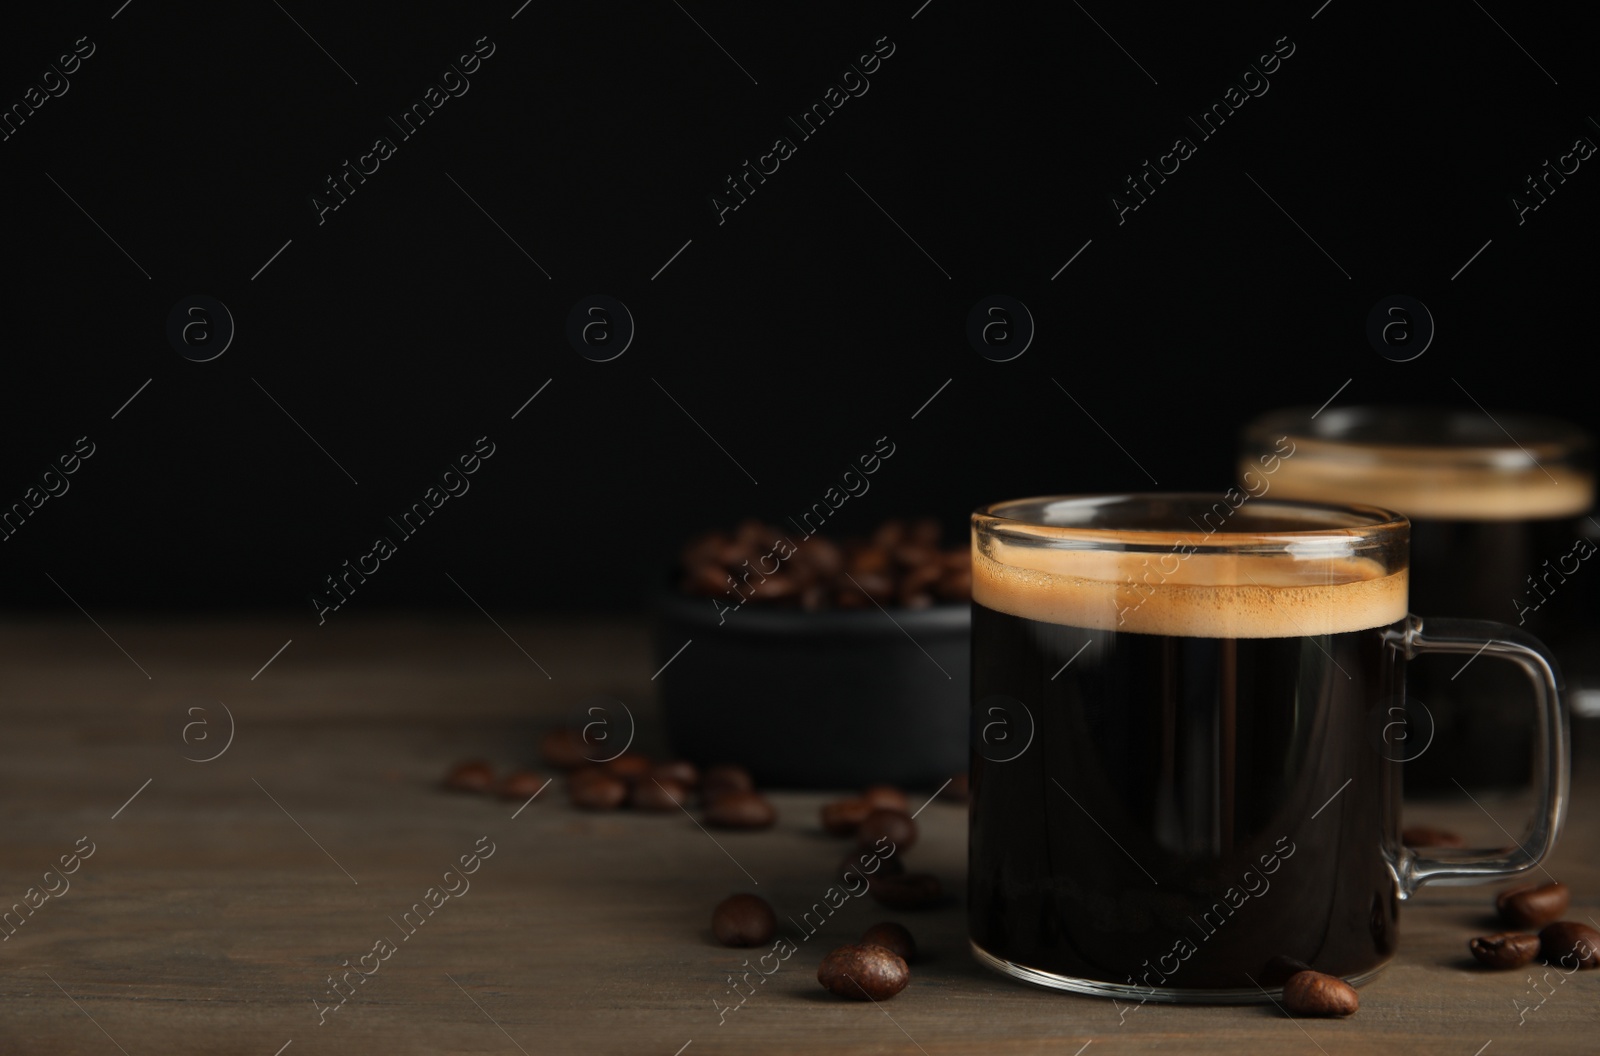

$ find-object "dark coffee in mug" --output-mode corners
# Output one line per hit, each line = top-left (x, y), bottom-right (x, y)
(968, 496), (1566, 1002)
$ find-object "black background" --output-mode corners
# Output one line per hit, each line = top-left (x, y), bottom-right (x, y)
(3, 0), (1596, 615)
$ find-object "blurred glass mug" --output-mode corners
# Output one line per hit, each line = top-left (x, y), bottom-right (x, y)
(1240, 408), (1595, 792)
(968, 495), (1567, 1001)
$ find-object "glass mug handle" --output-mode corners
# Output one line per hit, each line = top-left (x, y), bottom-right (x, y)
(1383, 615), (1570, 897)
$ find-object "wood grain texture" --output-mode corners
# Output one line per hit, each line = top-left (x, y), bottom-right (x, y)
(1, 617), (1597, 1055)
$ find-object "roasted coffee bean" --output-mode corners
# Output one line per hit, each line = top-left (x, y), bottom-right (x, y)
(860, 921), (917, 962)
(540, 728), (590, 770)
(495, 770), (547, 800)
(858, 809), (917, 852)
(1282, 970), (1359, 1017)
(604, 752), (653, 784)
(800, 584), (829, 611)
(1539, 921), (1600, 968)
(817, 943), (909, 1000)
(1259, 955), (1314, 988)
(702, 764), (754, 801)
(705, 791), (776, 829)
(821, 799), (873, 835)
(910, 517), (942, 546)
(631, 778), (687, 812)
(1497, 881), (1570, 929)
(567, 767), (627, 810)
(650, 760), (700, 789)
(712, 893), (776, 947)
(442, 759), (495, 794)
(862, 785), (910, 813)
(943, 548), (971, 571)
(1400, 825), (1465, 848)
(1469, 932), (1541, 969)
(939, 773), (970, 803)
(870, 873), (943, 910)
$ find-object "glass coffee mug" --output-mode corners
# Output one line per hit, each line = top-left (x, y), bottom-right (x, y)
(968, 495), (1568, 1001)
(1239, 408), (1595, 793)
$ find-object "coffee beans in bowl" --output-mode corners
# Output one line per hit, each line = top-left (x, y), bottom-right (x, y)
(655, 517), (971, 787)
(677, 517), (970, 613)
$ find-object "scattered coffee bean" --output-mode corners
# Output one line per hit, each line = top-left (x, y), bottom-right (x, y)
(821, 799), (873, 835)
(1400, 825), (1465, 849)
(540, 729), (590, 770)
(1497, 881), (1570, 929)
(817, 943), (910, 1000)
(1259, 955), (1313, 988)
(1539, 921), (1600, 969)
(631, 778), (688, 812)
(862, 785), (910, 813)
(712, 893), (777, 947)
(604, 752), (653, 784)
(702, 764), (754, 802)
(860, 921), (916, 963)
(1281, 970), (1358, 1017)
(870, 873), (943, 910)
(939, 773), (970, 803)
(567, 767), (627, 810)
(651, 760), (700, 789)
(705, 791), (776, 829)
(495, 770), (547, 801)
(1469, 932), (1541, 969)
(857, 809), (917, 852)
(442, 760), (495, 794)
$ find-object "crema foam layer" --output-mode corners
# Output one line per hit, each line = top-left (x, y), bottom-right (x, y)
(1250, 457), (1593, 521)
(973, 542), (1408, 639)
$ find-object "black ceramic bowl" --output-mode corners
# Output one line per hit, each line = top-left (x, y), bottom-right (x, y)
(653, 590), (970, 788)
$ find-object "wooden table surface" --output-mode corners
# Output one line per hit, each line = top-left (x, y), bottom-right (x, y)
(3, 616), (1598, 1055)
